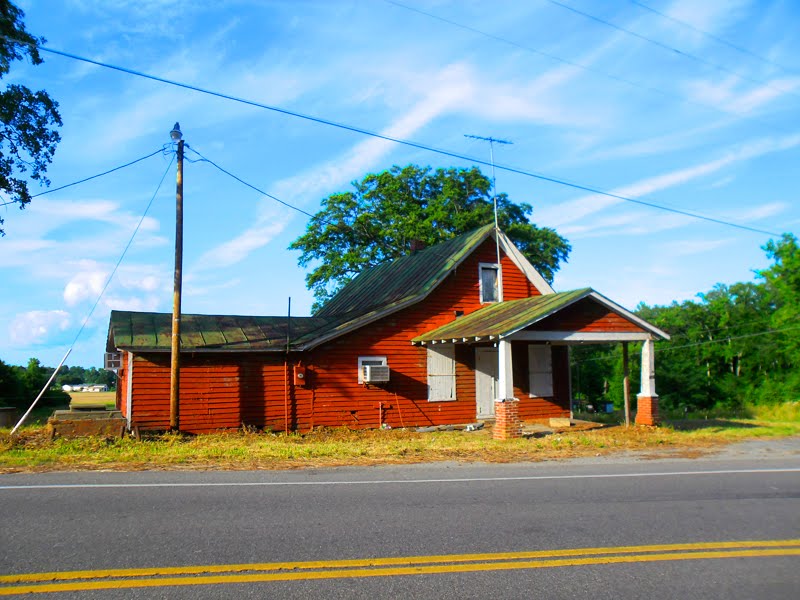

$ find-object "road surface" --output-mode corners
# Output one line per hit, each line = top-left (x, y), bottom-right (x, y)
(1, 438), (799, 598)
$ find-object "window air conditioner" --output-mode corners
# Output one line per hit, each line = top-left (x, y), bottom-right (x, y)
(362, 365), (390, 383)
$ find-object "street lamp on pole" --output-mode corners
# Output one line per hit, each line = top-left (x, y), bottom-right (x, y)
(169, 122), (184, 431)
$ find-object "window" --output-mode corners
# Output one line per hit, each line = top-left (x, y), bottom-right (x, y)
(358, 356), (387, 384)
(479, 263), (499, 303)
(528, 345), (553, 397)
(427, 345), (456, 401)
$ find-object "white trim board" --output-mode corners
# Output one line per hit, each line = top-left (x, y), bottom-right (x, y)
(508, 331), (653, 342)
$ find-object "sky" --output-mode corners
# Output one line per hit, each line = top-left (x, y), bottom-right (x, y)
(1, 0), (798, 368)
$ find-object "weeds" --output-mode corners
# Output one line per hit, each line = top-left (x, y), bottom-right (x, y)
(1, 406), (798, 473)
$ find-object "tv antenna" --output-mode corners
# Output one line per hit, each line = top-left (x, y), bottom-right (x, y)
(464, 134), (513, 301)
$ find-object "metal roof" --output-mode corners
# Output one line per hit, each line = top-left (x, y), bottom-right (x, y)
(411, 289), (592, 343)
(107, 311), (333, 352)
(315, 225), (495, 318)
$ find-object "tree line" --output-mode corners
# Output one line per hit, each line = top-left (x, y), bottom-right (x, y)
(0, 359), (116, 410)
(572, 234), (799, 414)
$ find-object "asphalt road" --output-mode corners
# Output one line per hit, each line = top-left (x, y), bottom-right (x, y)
(1, 439), (799, 598)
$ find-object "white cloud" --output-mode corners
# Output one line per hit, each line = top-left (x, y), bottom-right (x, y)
(660, 238), (734, 257)
(64, 268), (109, 306)
(538, 132), (800, 230)
(9, 310), (71, 345)
(686, 76), (800, 115)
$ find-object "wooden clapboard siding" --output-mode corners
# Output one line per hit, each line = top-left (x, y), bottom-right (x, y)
(130, 354), (244, 433)
(527, 297), (645, 332)
(124, 239), (562, 432)
(294, 241), (537, 429)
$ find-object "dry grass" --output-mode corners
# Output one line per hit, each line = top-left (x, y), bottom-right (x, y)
(68, 391), (116, 408)
(2, 412), (798, 474)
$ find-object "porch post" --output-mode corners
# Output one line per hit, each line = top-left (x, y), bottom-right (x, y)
(493, 338), (521, 440)
(635, 337), (660, 426)
(497, 338), (514, 401)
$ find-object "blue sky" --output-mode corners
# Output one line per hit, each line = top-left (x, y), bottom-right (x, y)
(2, 0), (798, 368)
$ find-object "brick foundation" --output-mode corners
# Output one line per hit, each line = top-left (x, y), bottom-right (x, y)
(493, 399), (522, 439)
(635, 395), (660, 426)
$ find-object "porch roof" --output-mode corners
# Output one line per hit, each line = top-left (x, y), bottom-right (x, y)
(410, 288), (669, 344)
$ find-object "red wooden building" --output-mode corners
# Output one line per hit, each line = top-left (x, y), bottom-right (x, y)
(106, 225), (668, 433)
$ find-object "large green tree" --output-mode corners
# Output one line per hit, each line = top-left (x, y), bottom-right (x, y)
(0, 1), (62, 236)
(290, 164), (571, 310)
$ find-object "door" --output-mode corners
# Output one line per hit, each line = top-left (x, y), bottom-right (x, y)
(475, 347), (498, 419)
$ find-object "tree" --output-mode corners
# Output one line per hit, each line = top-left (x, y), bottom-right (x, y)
(290, 164), (571, 310)
(0, 1), (62, 236)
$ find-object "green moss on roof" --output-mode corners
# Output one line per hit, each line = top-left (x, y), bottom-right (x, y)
(411, 289), (592, 342)
(108, 311), (332, 352)
(315, 224), (495, 318)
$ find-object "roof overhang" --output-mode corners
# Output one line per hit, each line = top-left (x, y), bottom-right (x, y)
(411, 288), (669, 345)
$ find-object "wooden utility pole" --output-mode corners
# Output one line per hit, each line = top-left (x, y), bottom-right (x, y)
(622, 341), (631, 427)
(169, 123), (184, 431)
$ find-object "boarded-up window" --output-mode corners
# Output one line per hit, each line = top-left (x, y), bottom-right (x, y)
(528, 345), (553, 397)
(479, 263), (498, 303)
(428, 345), (456, 401)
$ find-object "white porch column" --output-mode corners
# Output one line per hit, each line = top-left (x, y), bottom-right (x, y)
(638, 338), (656, 397)
(497, 338), (514, 401)
(635, 337), (659, 426)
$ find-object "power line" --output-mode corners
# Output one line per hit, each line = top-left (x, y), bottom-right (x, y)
(184, 145), (396, 256)
(545, 0), (800, 101)
(384, 0), (785, 130)
(572, 321), (800, 364)
(629, 0), (797, 75)
(0, 34), (782, 237)
(11, 156), (174, 433)
(184, 146), (318, 221)
(0, 148), (165, 207)
(659, 323), (800, 352)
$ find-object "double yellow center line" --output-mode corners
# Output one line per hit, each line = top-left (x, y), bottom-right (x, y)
(2, 539), (798, 595)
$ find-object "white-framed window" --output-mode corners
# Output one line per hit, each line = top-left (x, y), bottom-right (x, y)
(479, 262), (499, 303)
(427, 345), (456, 401)
(358, 356), (387, 384)
(528, 345), (553, 397)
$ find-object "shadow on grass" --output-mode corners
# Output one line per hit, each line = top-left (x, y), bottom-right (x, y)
(668, 419), (760, 431)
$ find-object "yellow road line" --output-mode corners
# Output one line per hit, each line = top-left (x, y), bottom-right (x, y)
(1, 548), (798, 595)
(2, 539), (798, 584)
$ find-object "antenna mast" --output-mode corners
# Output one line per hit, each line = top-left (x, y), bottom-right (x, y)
(464, 134), (513, 301)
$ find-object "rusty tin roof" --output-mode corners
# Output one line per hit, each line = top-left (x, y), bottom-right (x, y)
(315, 224), (495, 318)
(107, 311), (333, 352)
(411, 289), (592, 343)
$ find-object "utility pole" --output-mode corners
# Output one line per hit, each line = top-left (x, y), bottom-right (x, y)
(169, 123), (184, 431)
(464, 134), (512, 302)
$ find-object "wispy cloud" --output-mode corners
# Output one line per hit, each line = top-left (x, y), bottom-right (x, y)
(9, 310), (71, 345)
(538, 132), (800, 230)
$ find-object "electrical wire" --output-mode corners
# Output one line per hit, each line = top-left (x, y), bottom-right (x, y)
(545, 0), (800, 100)
(629, 0), (797, 75)
(184, 145), (397, 257)
(11, 155), (175, 433)
(0, 148), (165, 207)
(572, 321), (800, 364)
(184, 146), (317, 220)
(658, 323), (800, 352)
(67, 155), (175, 349)
(0, 33), (783, 237)
(383, 0), (785, 130)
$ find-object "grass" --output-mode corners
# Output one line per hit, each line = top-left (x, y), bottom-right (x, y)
(1, 402), (797, 473)
(68, 391), (116, 409)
